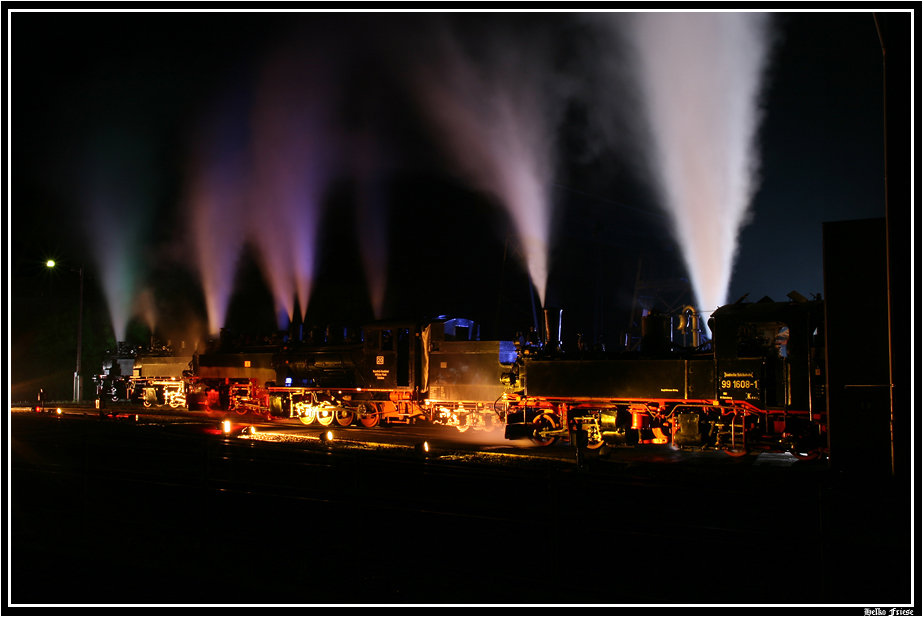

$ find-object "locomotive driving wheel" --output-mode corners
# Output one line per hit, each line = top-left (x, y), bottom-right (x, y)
(531, 412), (560, 447)
(316, 406), (335, 427)
(456, 413), (471, 432)
(334, 408), (355, 427)
(357, 403), (380, 428)
(297, 404), (317, 425)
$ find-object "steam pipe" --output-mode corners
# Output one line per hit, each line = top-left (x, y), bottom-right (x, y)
(542, 307), (562, 349)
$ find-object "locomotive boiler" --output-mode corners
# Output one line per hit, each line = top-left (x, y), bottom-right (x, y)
(502, 294), (827, 459)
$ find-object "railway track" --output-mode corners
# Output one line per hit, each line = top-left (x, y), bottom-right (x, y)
(11, 409), (908, 606)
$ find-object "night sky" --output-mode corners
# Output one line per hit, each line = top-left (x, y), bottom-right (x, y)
(8, 10), (910, 401)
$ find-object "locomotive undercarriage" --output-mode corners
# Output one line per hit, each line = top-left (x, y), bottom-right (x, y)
(671, 404), (826, 459)
(94, 375), (186, 409)
(504, 398), (826, 459)
(189, 379), (504, 431)
(431, 401), (505, 433)
(138, 379), (187, 409)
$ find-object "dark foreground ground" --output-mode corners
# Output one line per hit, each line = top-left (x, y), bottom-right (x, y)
(10, 407), (914, 610)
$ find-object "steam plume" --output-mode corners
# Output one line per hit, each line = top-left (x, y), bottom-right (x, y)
(248, 43), (340, 329)
(622, 12), (774, 314)
(186, 92), (251, 336)
(413, 22), (562, 306)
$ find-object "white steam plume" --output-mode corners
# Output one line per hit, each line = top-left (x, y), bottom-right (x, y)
(413, 24), (561, 306)
(623, 12), (773, 315)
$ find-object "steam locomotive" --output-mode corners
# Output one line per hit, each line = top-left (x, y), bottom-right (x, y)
(93, 293), (828, 459)
(93, 339), (191, 409)
(502, 294), (827, 459)
(184, 316), (516, 432)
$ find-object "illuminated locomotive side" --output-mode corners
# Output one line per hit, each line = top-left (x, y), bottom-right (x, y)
(185, 329), (282, 416)
(189, 317), (514, 430)
(502, 295), (827, 459)
(93, 339), (192, 409)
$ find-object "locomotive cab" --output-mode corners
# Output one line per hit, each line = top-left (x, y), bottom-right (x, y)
(711, 295), (826, 415)
(689, 294), (827, 456)
(361, 320), (417, 391)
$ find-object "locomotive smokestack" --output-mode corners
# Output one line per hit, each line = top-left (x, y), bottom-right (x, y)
(542, 307), (562, 350)
(677, 305), (702, 348)
(641, 310), (671, 355)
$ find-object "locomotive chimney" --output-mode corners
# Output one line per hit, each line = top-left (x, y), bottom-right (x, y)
(677, 305), (702, 348)
(641, 310), (671, 355)
(542, 307), (563, 350)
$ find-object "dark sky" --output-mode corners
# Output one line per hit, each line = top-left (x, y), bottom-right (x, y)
(9, 10), (909, 361)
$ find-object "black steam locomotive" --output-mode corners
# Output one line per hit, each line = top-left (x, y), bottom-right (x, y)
(93, 339), (191, 409)
(185, 316), (516, 432)
(502, 294), (827, 459)
(92, 293), (828, 459)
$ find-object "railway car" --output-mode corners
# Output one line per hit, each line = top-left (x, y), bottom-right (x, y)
(502, 294), (827, 459)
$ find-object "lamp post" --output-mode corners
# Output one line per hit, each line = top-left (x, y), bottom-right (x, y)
(47, 260), (84, 401)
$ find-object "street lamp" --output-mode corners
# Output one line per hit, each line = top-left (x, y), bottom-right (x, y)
(47, 260), (84, 402)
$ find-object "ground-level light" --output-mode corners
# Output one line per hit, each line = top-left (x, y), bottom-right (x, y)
(319, 430), (335, 444)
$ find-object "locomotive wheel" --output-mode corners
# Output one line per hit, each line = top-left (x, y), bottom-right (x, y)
(169, 399), (180, 409)
(316, 407), (335, 427)
(143, 400), (152, 408)
(531, 412), (560, 447)
(456, 415), (471, 432)
(357, 403), (380, 428)
(298, 406), (317, 425)
(586, 436), (605, 450)
(790, 449), (820, 461)
(335, 408), (355, 427)
(724, 446), (749, 457)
